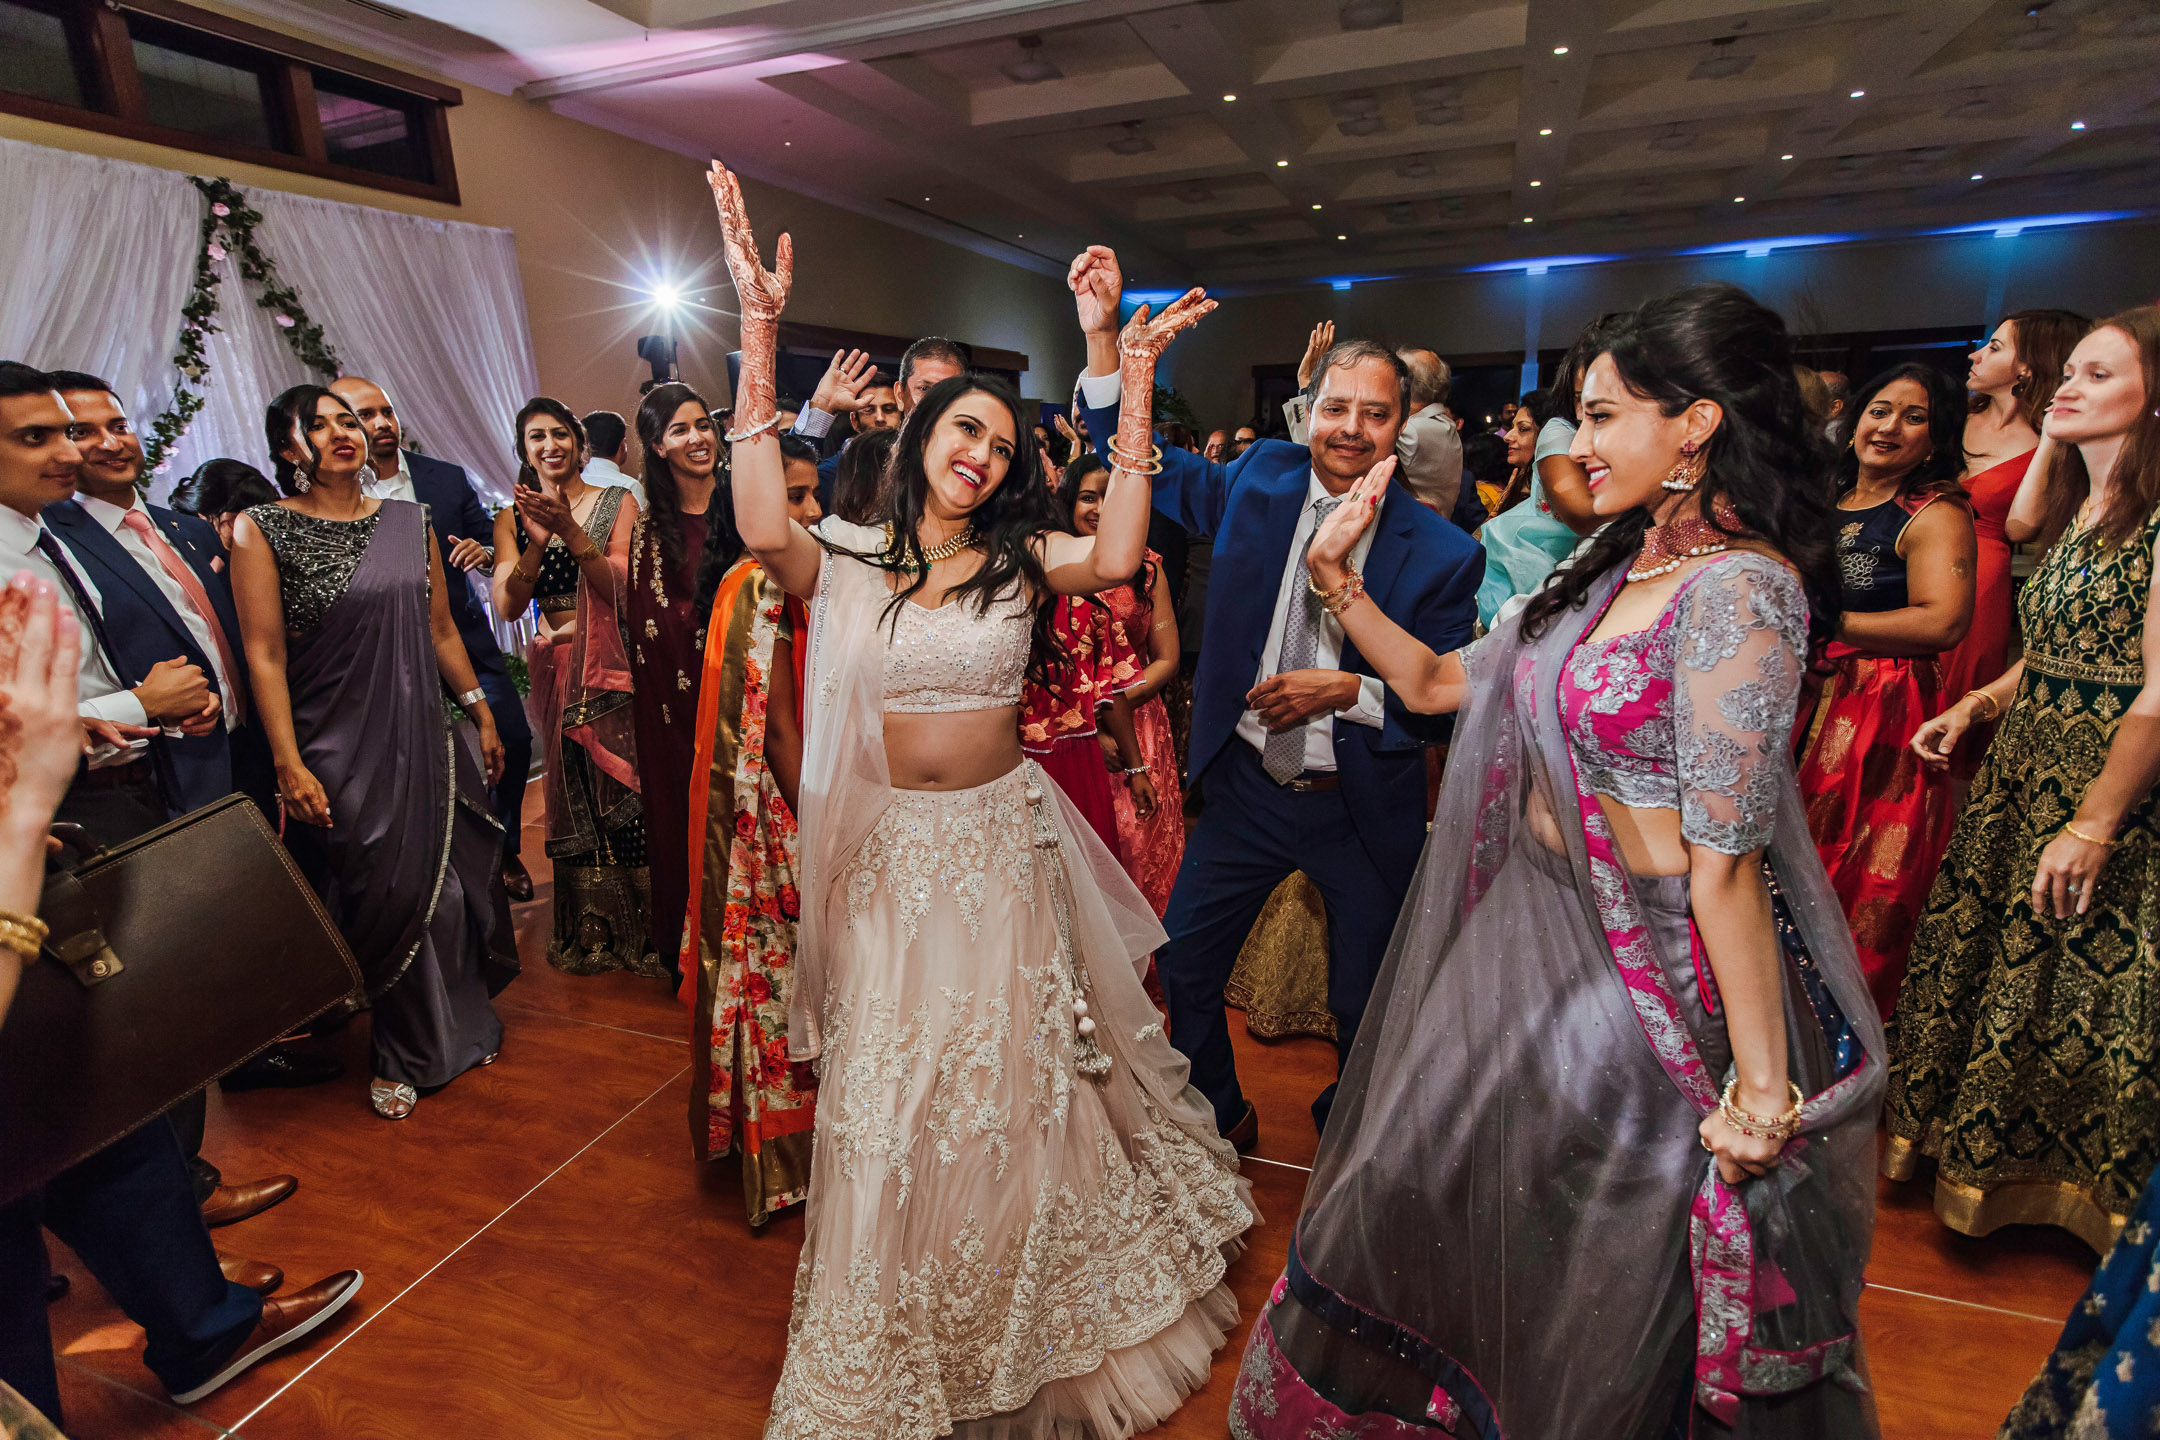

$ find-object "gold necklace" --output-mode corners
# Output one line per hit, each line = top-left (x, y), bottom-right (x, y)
(888, 524), (977, 573)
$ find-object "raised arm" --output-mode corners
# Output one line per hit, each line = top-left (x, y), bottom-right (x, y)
(1301, 458), (1470, 713)
(2003, 430), (2059, 545)
(1039, 289), (1216, 595)
(709, 160), (824, 598)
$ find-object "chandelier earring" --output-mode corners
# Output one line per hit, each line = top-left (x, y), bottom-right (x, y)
(293, 474), (312, 494)
(1662, 439), (1705, 493)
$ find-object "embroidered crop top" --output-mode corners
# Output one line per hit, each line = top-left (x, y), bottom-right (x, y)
(883, 587), (1033, 714)
(1552, 552), (1809, 855)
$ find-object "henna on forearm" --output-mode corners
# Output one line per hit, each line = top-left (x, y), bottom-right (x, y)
(736, 316), (781, 438)
(1114, 350), (1158, 466)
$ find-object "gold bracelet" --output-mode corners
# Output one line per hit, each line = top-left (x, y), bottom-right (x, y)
(0, 909), (50, 961)
(2064, 820), (2122, 849)
(1963, 688), (2001, 722)
(1306, 563), (1364, 616)
(1719, 1079), (1805, 1141)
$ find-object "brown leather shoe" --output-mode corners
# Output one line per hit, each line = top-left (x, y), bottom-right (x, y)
(200, 1175), (297, 1229)
(502, 856), (534, 902)
(168, 1270), (363, 1405)
(217, 1254), (283, 1295)
(1225, 1101), (1258, 1155)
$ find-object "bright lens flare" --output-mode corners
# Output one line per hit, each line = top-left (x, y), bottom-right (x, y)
(652, 283), (683, 311)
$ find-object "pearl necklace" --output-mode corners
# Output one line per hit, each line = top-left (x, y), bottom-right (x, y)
(1627, 499), (1746, 582)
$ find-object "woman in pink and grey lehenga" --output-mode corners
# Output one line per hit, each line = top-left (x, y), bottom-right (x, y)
(1231, 285), (1884, 1439)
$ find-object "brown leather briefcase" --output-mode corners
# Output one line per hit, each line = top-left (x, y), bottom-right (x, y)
(0, 793), (361, 1204)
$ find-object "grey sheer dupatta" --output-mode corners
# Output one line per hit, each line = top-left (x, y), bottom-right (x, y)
(1239, 555), (1884, 1439)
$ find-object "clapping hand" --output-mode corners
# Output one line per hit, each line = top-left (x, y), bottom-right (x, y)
(1117, 288), (1217, 366)
(0, 575), (86, 828)
(514, 484), (573, 546)
(810, 349), (875, 415)
(1307, 455), (1393, 590)
(707, 161), (792, 326)
(1298, 320), (1336, 389)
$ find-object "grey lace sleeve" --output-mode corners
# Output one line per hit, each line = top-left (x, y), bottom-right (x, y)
(1671, 556), (1809, 855)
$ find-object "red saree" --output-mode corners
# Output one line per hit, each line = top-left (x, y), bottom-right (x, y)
(1020, 592), (1139, 861)
(1103, 554), (1185, 915)
(678, 556), (814, 1225)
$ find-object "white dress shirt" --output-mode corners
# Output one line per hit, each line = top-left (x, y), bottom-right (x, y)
(1074, 367), (1385, 772)
(75, 495), (239, 733)
(362, 454), (417, 504)
(0, 504), (149, 760)
(582, 454), (646, 508)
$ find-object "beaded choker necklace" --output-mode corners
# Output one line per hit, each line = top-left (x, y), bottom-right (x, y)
(1628, 498), (1746, 582)
(885, 524), (978, 575)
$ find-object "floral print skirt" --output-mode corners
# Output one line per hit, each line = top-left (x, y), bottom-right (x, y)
(765, 762), (1254, 1440)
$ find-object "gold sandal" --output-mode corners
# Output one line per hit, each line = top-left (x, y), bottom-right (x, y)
(369, 1079), (417, 1120)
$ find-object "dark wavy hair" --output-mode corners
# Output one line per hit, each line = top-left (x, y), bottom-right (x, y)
(263, 384), (357, 496)
(832, 427), (897, 526)
(1980, 308), (2091, 434)
(1521, 283), (1842, 648)
(172, 458), (277, 517)
(1830, 362), (1970, 503)
(841, 373), (1064, 681)
(511, 396), (587, 494)
(635, 382), (714, 577)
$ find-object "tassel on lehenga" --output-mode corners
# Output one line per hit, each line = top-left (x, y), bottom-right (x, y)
(1025, 773), (1113, 1081)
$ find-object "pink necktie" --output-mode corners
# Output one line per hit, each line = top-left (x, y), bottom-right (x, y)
(121, 508), (247, 725)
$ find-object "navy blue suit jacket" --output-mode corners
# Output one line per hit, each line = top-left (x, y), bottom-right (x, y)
(1077, 395), (1484, 891)
(405, 451), (508, 683)
(43, 499), (248, 816)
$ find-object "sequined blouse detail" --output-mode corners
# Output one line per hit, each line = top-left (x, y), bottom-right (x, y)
(515, 486), (626, 612)
(248, 502), (412, 634)
(883, 588), (1033, 714)
(1554, 552), (1809, 855)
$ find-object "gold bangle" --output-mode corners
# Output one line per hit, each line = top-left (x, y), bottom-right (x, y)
(2064, 820), (2122, 849)
(1963, 688), (2001, 722)
(1719, 1079), (1805, 1141)
(1306, 563), (1364, 616)
(0, 909), (50, 961)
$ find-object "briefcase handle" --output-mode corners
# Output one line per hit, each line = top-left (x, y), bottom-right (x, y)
(40, 825), (123, 989)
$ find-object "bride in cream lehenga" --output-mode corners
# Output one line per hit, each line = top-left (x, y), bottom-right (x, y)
(706, 162), (1256, 1440)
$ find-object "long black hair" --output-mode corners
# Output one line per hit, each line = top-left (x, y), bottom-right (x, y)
(635, 382), (714, 576)
(172, 458), (278, 517)
(852, 373), (1065, 680)
(1830, 362), (1970, 503)
(264, 384), (360, 496)
(832, 427), (897, 525)
(1521, 283), (1842, 648)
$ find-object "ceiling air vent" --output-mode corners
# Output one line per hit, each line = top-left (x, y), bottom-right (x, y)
(1106, 122), (1154, 156)
(1001, 35), (1062, 85)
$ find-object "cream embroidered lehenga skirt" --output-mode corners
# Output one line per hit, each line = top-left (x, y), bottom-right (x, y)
(767, 762), (1256, 1439)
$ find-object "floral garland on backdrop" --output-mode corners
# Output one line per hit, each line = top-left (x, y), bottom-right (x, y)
(139, 176), (342, 479)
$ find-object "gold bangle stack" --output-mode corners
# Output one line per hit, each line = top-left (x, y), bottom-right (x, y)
(1107, 440), (1165, 476)
(2063, 820), (2122, 849)
(1307, 562), (1365, 616)
(1963, 688), (2002, 722)
(1719, 1079), (1805, 1142)
(0, 908), (49, 962)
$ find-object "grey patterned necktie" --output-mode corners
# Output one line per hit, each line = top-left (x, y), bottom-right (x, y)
(1262, 496), (1341, 784)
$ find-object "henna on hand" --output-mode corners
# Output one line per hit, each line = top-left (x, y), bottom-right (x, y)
(1112, 288), (1216, 468)
(707, 160), (792, 437)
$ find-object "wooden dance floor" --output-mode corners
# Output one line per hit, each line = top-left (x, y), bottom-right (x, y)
(44, 800), (2095, 1438)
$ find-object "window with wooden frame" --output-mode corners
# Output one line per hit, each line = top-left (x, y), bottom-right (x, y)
(0, 0), (460, 203)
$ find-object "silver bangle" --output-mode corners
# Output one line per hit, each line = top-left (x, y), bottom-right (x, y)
(457, 687), (486, 710)
(1121, 765), (1150, 777)
(725, 413), (781, 444)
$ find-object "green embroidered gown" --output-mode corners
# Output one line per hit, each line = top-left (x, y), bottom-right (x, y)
(1886, 504), (2160, 1252)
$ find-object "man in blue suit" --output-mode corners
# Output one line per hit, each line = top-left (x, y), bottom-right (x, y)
(332, 377), (536, 900)
(1069, 248), (1484, 1147)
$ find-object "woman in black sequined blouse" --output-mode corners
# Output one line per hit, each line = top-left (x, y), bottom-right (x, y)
(231, 384), (514, 1120)
(488, 398), (657, 979)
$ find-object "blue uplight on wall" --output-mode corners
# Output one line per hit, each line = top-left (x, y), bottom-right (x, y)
(1461, 253), (1617, 274)
(1930, 211), (2139, 239)
(1680, 233), (1863, 257)
(1120, 289), (1191, 314)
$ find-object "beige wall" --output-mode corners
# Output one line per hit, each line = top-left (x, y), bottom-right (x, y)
(0, 23), (1083, 428)
(1159, 220), (2160, 433)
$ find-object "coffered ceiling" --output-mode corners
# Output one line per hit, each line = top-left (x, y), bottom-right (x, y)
(226, 0), (2160, 291)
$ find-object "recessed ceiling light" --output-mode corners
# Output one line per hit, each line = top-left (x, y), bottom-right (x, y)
(2070, 120), (2085, 129)
(1849, 89), (1865, 98)
(1223, 93), (1237, 102)
(1553, 45), (1569, 54)
(1276, 159), (1290, 167)
(1733, 195), (1745, 202)
(1539, 127), (1553, 136)
(784, 140), (791, 146)
(1336, 233), (1347, 240)
(1781, 153), (1794, 160)
(1530, 180), (1542, 187)
(1970, 172), (1984, 180)
(1523, 215), (1534, 223)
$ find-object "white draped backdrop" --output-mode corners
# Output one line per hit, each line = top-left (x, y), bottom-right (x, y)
(0, 136), (537, 505)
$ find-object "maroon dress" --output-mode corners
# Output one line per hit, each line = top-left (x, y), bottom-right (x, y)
(624, 507), (709, 973)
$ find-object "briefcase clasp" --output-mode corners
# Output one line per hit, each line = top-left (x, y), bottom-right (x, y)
(49, 929), (122, 987)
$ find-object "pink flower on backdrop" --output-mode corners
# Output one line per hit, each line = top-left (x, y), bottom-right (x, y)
(210, 203), (229, 217)
(206, 242), (226, 262)
(273, 314), (295, 329)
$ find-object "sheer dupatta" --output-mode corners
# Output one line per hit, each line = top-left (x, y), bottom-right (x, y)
(1252, 555), (1885, 1438)
(534, 494), (640, 854)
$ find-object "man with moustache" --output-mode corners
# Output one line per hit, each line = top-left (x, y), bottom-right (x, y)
(0, 365), (362, 1426)
(328, 376), (536, 901)
(1068, 246), (1483, 1147)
